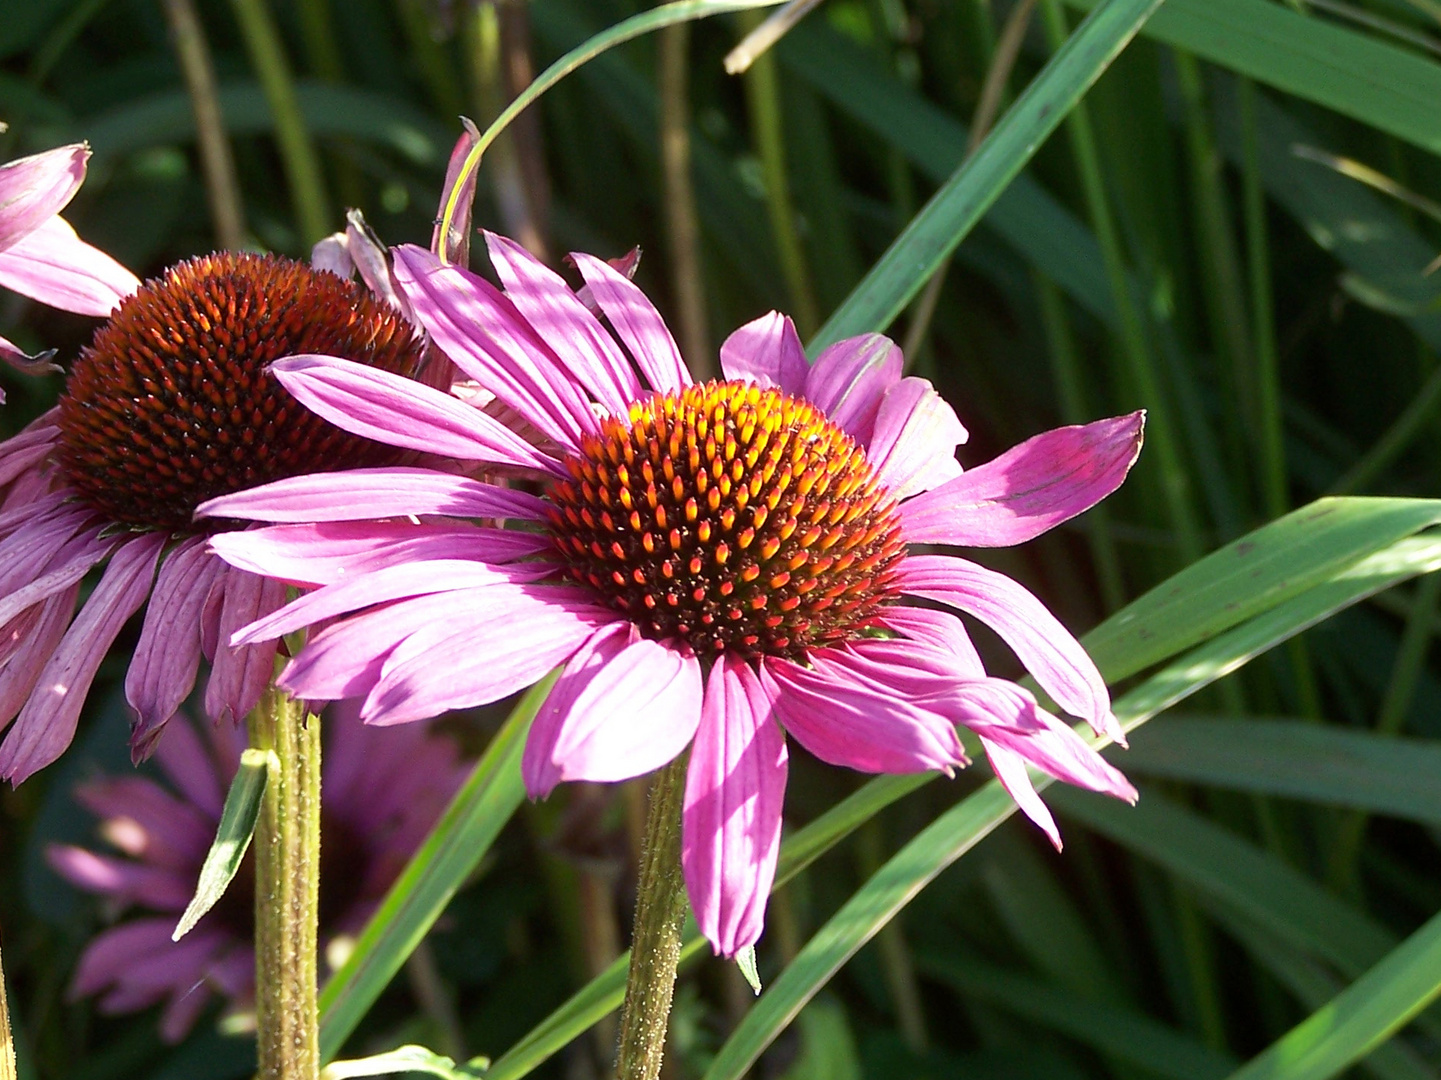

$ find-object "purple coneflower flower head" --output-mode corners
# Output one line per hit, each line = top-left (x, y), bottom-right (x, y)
(47, 703), (467, 1042)
(0, 143), (138, 389)
(200, 232), (1144, 957)
(0, 250), (429, 783)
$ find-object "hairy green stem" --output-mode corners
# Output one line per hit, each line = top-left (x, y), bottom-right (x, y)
(615, 756), (690, 1080)
(0, 935), (15, 1080)
(229, 0), (333, 244)
(250, 687), (322, 1080)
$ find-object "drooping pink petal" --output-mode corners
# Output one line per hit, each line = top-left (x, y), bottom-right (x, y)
(46, 846), (192, 910)
(392, 244), (596, 448)
(70, 919), (192, 998)
(571, 252), (690, 393)
(866, 377), (966, 499)
(0, 144), (87, 251)
(523, 625), (702, 797)
(0, 216), (138, 316)
(981, 738), (1062, 850)
(682, 654), (787, 957)
(151, 708), (225, 818)
(899, 412), (1145, 547)
(196, 466), (546, 524)
(158, 982), (214, 1044)
(126, 538), (225, 759)
(896, 554), (1122, 743)
(270, 355), (562, 474)
(73, 776), (212, 867)
(0, 520), (113, 628)
(210, 520), (553, 587)
(761, 655), (965, 774)
(204, 566), (286, 726)
(485, 231), (642, 414)
(0, 410), (59, 487)
(0, 585), (77, 722)
(0, 334), (60, 380)
(719, 311), (808, 394)
(361, 586), (615, 725)
(431, 119), (481, 265)
(231, 557), (551, 645)
(0, 533), (164, 784)
(803, 333), (902, 443)
(877, 605), (984, 675)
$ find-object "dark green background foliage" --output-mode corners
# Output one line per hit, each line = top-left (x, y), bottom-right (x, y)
(5, 1), (1441, 1078)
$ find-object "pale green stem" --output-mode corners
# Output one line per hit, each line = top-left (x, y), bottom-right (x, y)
(615, 756), (690, 1080)
(250, 686), (322, 1080)
(660, 21), (714, 378)
(1038, 0), (1204, 565)
(229, 0), (333, 244)
(162, 0), (247, 249)
(739, 9), (819, 338)
(1, 936), (15, 1080)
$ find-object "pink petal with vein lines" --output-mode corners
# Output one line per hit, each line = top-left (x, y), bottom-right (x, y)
(270, 354), (562, 474)
(571, 252), (690, 393)
(867, 377), (966, 499)
(683, 655), (787, 957)
(0, 216), (138, 316)
(719, 312), (808, 393)
(897, 554), (1121, 744)
(899, 412), (1144, 547)
(803, 333), (902, 443)
(524, 625), (702, 797)
(983, 738), (1063, 849)
(196, 466), (546, 524)
(204, 566), (285, 726)
(0, 144), (86, 251)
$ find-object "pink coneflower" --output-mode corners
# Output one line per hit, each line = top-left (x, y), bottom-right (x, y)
(0, 250), (428, 782)
(0, 143), (138, 389)
(47, 704), (467, 1042)
(200, 233), (1143, 956)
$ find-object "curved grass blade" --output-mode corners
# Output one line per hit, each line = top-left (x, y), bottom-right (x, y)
(316, 675), (555, 1063)
(1223, 909), (1441, 1080)
(172, 747), (272, 941)
(811, 0), (1165, 350)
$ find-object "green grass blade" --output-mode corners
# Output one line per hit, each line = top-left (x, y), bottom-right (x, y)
(1122, 716), (1441, 824)
(1064, 0), (1441, 157)
(811, 0), (1165, 350)
(316, 675), (554, 1063)
(1223, 908), (1441, 1080)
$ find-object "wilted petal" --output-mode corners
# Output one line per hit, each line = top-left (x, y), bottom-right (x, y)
(683, 655), (786, 957)
(719, 311), (808, 393)
(431, 119), (481, 265)
(571, 251), (690, 393)
(0, 216), (138, 316)
(204, 566), (286, 726)
(981, 738), (1062, 850)
(897, 554), (1122, 744)
(803, 333), (902, 442)
(867, 377), (966, 499)
(899, 412), (1145, 547)
(525, 626), (702, 797)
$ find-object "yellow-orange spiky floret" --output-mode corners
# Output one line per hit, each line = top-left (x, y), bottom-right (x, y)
(546, 380), (905, 660)
(56, 252), (425, 532)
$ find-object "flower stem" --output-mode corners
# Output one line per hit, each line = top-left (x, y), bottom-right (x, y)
(615, 756), (689, 1080)
(249, 686), (321, 1080)
(1, 934), (16, 1080)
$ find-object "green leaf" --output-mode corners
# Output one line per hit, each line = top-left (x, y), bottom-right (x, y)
(1224, 908), (1441, 1080)
(1064, 0), (1441, 158)
(172, 747), (272, 942)
(319, 1044), (488, 1080)
(811, 0), (1165, 350)
(1121, 717), (1441, 824)
(736, 946), (762, 996)
(316, 675), (554, 1063)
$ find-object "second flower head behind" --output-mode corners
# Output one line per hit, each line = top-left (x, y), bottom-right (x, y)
(201, 232), (1145, 958)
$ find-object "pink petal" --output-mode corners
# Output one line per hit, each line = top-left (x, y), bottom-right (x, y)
(0, 144), (87, 250)
(158, 982), (214, 1043)
(485, 231), (641, 414)
(897, 554), (1122, 743)
(570, 252), (690, 393)
(866, 377), (966, 499)
(803, 333), (902, 442)
(71, 919), (188, 997)
(761, 654), (965, 774)
(981, 738), (1063, 850)
(877, 605), (984, 675)
(392, 244), (596, 448)
(899, 412), (1145, 547)
(0, 585), (77, 721)
(126, 538), (225, 759)
(719, 311), (808, 393)
(195, 466), (546, 524)
(0, 215), (138, 316)
(210, 519), (553, 587)
(73, 775), (211, 867)
(0, 533), (163, 784)
(204, 565), (286, 726)
(0, 519), (113, 628)
(362, 587), (615, 725)
(45, 846), (191, 909)
(432, 120), (481, 265)
(270, 354), (562, 474)
(152, 712), (225, 818)
(523, 625), (702, 796)
(0, 334), (60, 380)
(232, 557), (551, 645)
(682, 655), (787, 957)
